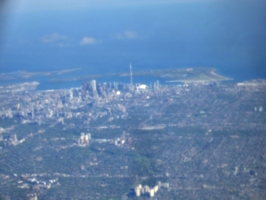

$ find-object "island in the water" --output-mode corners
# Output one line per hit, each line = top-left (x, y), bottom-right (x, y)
(47, 67), (232, 84)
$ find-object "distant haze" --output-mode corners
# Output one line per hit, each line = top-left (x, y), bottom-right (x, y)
(0, 0), (265, 80)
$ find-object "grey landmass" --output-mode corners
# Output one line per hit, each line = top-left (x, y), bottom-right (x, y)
(0, 68), (265, 200)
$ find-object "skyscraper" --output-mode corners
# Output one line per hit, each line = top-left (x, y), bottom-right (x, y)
(69, 90), (73, 100)
(90, 80), (98, 98)
(90, 80), (97, 92)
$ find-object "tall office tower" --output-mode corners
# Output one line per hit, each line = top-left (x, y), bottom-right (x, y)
(90, 80), (97, 92)
(113, 82), (118, 90)
(13, 134), (18, 143)
(79, 132), (85, 144)
(84, 134), (89, 143)
(156, 80), (160, 88)
(69, 90), (73, 100)
(90, 80), (98, 97)
(134, 185), (142, 197)
(149, 189), (155, 197)
(82, 82), (87, 92)
(129, 63), (133, 85)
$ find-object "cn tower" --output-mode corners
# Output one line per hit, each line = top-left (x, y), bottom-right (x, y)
(130, 63), (133, 85)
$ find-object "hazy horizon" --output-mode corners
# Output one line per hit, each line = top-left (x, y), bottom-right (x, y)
(0, 0), (266, 79)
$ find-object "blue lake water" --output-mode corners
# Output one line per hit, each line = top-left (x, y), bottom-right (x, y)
(1, 61), (265, 91)
(0, 2), (265, 90)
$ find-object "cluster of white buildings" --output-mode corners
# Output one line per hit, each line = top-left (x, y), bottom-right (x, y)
(134, 181), (170, 197)
(254, 106), (263, 112)
(77, 132), (91, 146)
(5, 134), (25, 146)
(134, 184), (159, 197)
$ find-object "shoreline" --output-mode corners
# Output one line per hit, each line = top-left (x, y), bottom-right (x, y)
(166, 69), (233, 84)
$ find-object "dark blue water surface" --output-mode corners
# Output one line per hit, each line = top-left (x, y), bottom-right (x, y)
(0, 2), (265, 90)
